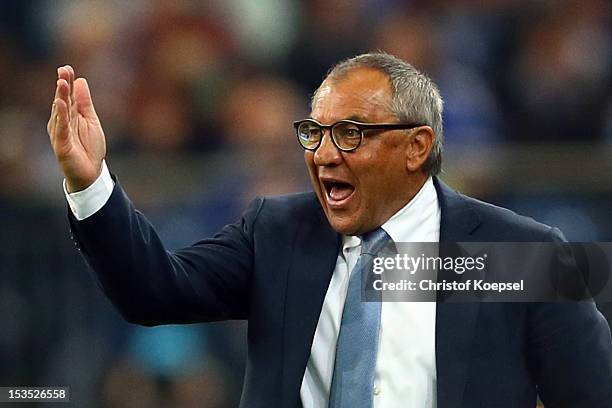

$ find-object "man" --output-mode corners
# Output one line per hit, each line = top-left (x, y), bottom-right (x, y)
(47, 53), (612, 407)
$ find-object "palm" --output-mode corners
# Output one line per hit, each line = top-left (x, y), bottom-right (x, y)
(47, 65), (106, 192)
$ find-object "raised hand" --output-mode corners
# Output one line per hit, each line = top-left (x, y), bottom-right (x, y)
(47, 65), (106, 193)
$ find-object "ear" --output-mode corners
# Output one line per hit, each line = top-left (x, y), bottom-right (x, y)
(405, 126), (435, 173)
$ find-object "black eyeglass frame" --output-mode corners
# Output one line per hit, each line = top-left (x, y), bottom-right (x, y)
(293, 118), (424, 152)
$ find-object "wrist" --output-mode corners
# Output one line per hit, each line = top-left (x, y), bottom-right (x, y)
(65, 163), (103, 193)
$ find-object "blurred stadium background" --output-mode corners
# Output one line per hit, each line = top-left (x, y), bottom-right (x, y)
(1, 0), (611, 406)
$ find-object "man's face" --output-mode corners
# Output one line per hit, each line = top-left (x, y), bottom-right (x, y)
(305, 67), (417, 235)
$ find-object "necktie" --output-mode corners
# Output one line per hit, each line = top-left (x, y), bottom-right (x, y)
(329, 227), (391, 408)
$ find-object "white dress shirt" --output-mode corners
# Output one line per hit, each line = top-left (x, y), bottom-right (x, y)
(300, 177), (440, 408)
(64, 160), (113, 220)
(65, 167), (441, 408)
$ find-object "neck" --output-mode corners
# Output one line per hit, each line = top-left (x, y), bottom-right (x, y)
(373, 172), (430, 231)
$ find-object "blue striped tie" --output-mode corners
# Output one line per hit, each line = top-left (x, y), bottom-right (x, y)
(329, 227), (391, 408)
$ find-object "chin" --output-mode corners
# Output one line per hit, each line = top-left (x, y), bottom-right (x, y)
(325, 213), (361, 236)
(316, 191), (366, 234)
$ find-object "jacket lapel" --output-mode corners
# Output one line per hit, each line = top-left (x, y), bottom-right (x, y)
(434, 177), (482, 408)
(281, 200), (340, 407)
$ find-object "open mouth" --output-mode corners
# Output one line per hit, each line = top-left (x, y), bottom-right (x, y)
(322, 179), (355, 207)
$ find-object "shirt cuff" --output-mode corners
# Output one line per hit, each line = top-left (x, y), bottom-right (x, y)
(64, 160), (114, 220)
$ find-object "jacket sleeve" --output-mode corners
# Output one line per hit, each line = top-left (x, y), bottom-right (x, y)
(527, 227), (612, 407)
(68, 178), (263, 326)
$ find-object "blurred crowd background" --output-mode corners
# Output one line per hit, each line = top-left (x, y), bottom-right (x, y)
(1, 0), (611, 406)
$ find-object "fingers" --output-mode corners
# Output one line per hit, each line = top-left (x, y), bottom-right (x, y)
(56, 78), (70, 108)
(48, 77), (69, 139)
(56, 65), (76, 121)
(47, 100), (57, 139)
(55, 65), (97, 120)
(57, 65), (71, 84)
(66, 65), (75, 97)
(66, 66), (78, 122)
(73, 78), (98, 120)
(48, 66), (76, 156)
(56, 68), (70, 107)
(53, 69), (63, 102)
(47, 65), (74, 138)
(49, 65), (97, 152)
(54, 99), (70, 139)
(50, 98), (70, 153)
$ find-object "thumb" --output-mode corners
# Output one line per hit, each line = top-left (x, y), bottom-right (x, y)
(74, 78), (98, 120)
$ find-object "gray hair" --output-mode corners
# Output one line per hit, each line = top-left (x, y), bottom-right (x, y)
(312, 52), (444, 176)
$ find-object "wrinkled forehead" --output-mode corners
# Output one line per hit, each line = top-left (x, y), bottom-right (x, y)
(310, 67), (394, 123)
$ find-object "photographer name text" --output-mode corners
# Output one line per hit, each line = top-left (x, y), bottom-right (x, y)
(372, 279), (524, 292)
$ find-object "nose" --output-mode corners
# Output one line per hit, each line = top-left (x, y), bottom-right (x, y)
(313, 130), (342, 166)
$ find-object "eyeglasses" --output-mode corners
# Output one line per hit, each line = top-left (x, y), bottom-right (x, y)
(293, 118), (423, 152)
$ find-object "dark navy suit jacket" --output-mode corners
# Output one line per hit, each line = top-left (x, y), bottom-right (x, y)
(69, 177), (612, 407)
